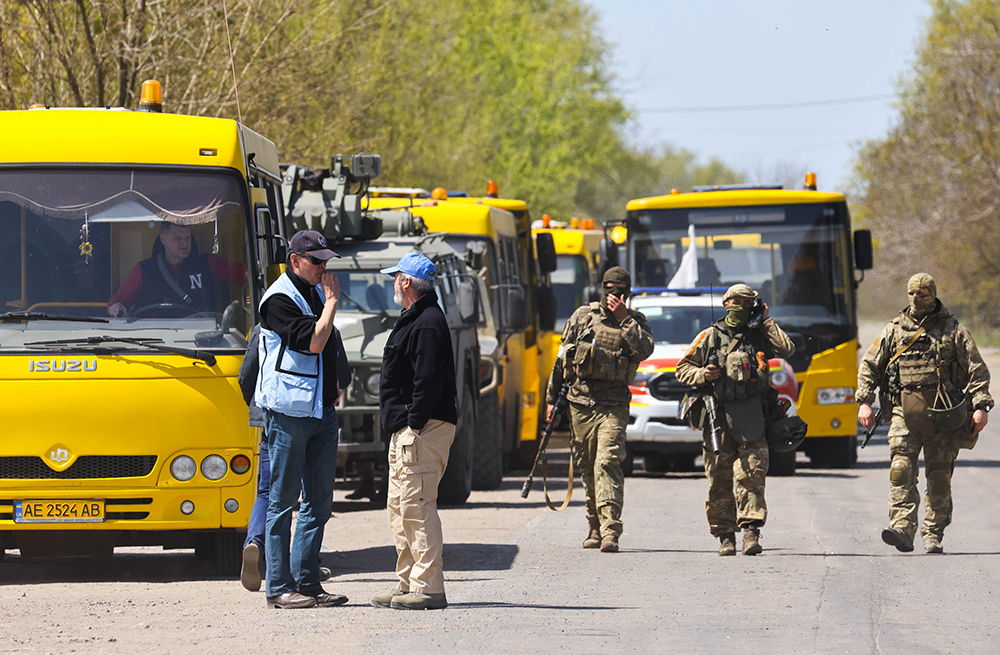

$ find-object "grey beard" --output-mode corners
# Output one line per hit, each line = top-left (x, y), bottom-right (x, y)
(393, 291), (404, 306)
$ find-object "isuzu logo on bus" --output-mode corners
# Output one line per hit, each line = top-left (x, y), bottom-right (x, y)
(29, 360), (98, 372)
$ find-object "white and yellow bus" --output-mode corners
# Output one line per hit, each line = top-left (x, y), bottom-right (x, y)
(0, 82), (286, 572)
(618, 175), (873, 468)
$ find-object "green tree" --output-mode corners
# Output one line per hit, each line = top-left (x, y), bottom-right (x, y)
(852, 0), (1000, 324)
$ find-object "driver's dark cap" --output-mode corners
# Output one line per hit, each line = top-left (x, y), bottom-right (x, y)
(289, 230), (339, 260)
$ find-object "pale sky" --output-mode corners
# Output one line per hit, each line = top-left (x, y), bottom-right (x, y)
(585, 0), (934, 193)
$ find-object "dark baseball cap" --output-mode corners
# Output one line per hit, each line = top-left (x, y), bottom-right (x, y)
(289, 230), (339, 260)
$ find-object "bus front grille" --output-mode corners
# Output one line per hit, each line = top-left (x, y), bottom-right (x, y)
(0, 456), (158, 480)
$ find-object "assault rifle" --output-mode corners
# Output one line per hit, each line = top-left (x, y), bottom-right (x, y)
(704, 352), (725, 455)
(521, 381), (570, 499)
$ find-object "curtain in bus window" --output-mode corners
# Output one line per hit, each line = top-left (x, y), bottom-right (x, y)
(0, 170), (243, 225)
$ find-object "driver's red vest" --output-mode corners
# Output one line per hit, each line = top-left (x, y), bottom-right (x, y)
(136, 253), (216, 312)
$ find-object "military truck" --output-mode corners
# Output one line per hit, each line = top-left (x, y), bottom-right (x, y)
(279, 157), (490, 505)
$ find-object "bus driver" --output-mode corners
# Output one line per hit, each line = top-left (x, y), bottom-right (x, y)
(107, 221), (246, 317)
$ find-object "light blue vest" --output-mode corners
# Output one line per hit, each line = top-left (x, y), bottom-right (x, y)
(255, 274), (325, 419)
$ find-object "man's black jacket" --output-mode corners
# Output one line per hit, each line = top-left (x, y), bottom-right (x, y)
(379, 290), (458, 434)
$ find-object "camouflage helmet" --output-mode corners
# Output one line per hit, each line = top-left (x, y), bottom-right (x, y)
(722, 283), (758, 304)
(767, 415), (807, 452)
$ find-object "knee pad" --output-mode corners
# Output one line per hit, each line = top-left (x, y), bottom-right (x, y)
(889, 458), (911, 486)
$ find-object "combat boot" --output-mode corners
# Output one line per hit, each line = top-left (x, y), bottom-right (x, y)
(370, 585), (408, 608)
(390, 592), (448, 610)
(742, 526), (762, 556)
(600, 535), (619, 553)
(583, 527), (601, 549)
(881, 526), (914, 553)
(718, 533), (736, 557)
(923, 534), (944, 554)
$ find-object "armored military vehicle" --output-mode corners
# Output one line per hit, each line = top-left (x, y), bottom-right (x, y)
(279, 157), (490, 504)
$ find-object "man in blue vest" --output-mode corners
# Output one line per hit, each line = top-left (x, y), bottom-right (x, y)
(255, 230), (348, 609)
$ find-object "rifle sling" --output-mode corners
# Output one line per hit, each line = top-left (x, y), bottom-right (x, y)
(887, 324), (928, 367)
(541, 440), (574, 512)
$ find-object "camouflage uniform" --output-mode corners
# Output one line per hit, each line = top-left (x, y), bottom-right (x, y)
(858, 276), (992, 550)
(546, 284), (654, 547)
(674, 291), (795, 541)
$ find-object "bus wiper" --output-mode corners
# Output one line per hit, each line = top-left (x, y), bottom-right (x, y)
(24, 335), (217, 366)
(0, 311), (109, 323)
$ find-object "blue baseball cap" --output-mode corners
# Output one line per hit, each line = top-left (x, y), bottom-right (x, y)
(380, 252), (437, 281)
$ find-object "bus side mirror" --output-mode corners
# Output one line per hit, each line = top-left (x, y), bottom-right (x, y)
(535, 232), (557, 273)
(599, 237), (619, 278)
(506, 285), (529, 331)
(854, 229), (873, 270)
(537, 286), (556, 332)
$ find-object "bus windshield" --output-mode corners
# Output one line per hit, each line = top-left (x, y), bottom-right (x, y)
(0, 168), (252, 350)
(627, 203), (855, 333)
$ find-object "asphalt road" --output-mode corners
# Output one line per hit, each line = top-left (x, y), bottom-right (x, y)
(2, 322), (999, 654)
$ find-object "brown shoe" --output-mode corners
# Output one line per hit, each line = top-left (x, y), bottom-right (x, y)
(240, 542), (261, 592)
(924, 534), (944, 554)
(583, 527), (601, 549)
(266, 591), (318, 609)
(742, 526), (762, 556)
(600, 536), (619, 553)
(300, 588), (348, 607)
(718, 533), (736, 557)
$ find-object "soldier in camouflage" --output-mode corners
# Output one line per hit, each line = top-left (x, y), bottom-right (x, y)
(545, 266), (654, 553)
(675, 284), (795, 556)
(858, 273), (992, 555)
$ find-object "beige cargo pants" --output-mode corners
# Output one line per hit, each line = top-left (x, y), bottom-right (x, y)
(387, 419), (455, 595)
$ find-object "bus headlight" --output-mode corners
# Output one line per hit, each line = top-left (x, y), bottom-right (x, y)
(769, 369), (789, 387)
(170, 455), (197, 481)
(201, 455), (228, 480)
(363, 371), (380, 396)
(817, 387), (855, 405)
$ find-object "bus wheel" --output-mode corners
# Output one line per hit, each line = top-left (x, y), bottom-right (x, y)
(213, 531), (244, 577)
(472, 389), (503, 490)
(767, 448), (797, 476)
(439, 386), (474, 506)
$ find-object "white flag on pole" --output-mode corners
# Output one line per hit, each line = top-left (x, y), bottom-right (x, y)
(667, 224), (698, 289)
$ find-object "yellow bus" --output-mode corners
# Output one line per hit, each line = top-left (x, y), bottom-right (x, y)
(0, 82), (285, 572)
(532, 217), (604, 373)
(362, 188), (557, 479)
(617, 174), (873, 468)
(420, 189), (557, 468)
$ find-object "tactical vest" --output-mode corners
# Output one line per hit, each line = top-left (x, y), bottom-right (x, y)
(709, 325), (770, 402)
(890, 316), (963, 396)
(570, 302), (635, 384)
(137, 253), (216, 312)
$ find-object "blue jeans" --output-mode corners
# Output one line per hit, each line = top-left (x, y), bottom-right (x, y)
(264, 407), (339, 597)
(244, 437), (269, 550)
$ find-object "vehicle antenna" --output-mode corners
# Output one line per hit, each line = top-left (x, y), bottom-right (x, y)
(221, 0), (243, 126)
